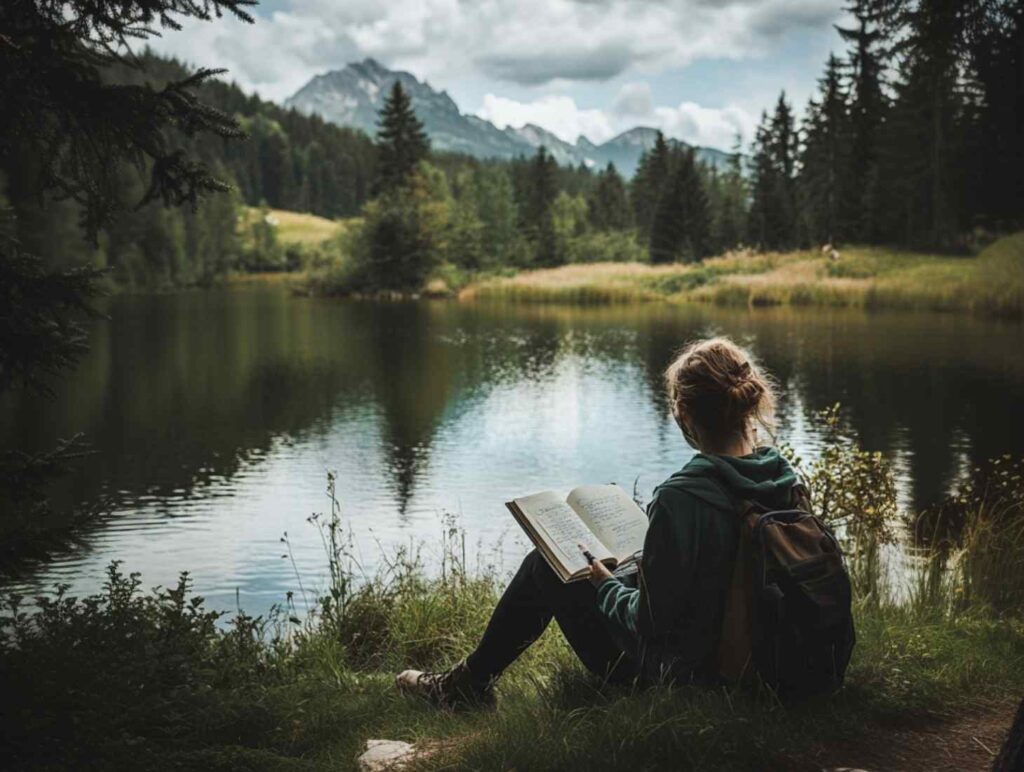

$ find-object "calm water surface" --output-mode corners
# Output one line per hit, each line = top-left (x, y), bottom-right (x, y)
(3, 287), (1023, 614)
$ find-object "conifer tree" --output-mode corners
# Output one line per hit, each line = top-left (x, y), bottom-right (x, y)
(768, 93), (799, 249)
(747, 114), (773, 249)
(713, 134), (748, 252)
(962, 0), (1023, 231)
(799, 55), (850, 245)
(1, 0), (252, 240)
(446, 171), (486, 270)
(260, 130), (296, 209)
(748, 94), (798, 250)
(630, 131), (672, 239)
(473, 166), (518, 264)
(649, 149), (709, 263)
(523, 147), (560, 265)
(375, 81), (430, 194)
(876, 0), (971, 248)
(587, 163), (631, 231)
(836, 2), (887, 241)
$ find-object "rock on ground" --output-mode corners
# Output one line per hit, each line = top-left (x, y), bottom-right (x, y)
(357, 739), (418, 771)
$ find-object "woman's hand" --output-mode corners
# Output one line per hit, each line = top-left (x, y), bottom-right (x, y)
(587, 558), (614, 587)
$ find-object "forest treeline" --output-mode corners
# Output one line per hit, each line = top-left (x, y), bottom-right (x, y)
(2, 0), (1021, 292)
(752, 0), (1022, 252)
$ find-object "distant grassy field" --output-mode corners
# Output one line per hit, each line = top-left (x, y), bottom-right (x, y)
(238, 207), (350, 247)
(465, 233), (1024, 318)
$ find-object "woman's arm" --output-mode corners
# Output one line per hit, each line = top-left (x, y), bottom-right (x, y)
(593, 488), (700, 641)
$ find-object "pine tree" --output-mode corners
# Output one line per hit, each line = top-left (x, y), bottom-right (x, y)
(649, 149), (710, 263)
(876, 0), (972, 248)
(799, 54), (850, 245)
(836, 2), (887, 241)
(474, 165), (518, 264)
(962, 1), (1023, 231)
(0, 1), (251, 240)
(356, 163), (449, 291)
(712, 133), (748, 252)
(747, 113), (773, 249)
(631, 131), (672, 239)
(260, 130), (295, 209)
(748, 94), (798, 250)
(682, 152), (711, 260)
(447, 170), (486, 270)
(587, 163), (631, 231)
(375, 81), (430, 194)
(523, 147), (560, 266)
(768, 93), (799, 249)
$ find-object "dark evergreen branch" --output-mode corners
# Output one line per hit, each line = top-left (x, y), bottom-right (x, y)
(0, 0), (254, 238)
(0, 232), (106, 396)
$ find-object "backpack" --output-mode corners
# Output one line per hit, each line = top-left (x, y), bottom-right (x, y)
(717, 484), (855, 701)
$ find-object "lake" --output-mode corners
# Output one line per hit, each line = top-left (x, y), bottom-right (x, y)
(3, 286), (1023, 615)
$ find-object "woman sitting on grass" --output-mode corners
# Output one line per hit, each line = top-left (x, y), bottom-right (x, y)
(397, 336), (798, 708)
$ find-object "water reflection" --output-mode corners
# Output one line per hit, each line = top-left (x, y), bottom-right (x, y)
(1, 287), (1021, 613)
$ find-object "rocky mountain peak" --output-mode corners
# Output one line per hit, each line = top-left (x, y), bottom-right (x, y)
(285, 60), (735, 176)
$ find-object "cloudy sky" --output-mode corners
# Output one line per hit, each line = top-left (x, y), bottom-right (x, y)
(153, 0), (850, 152)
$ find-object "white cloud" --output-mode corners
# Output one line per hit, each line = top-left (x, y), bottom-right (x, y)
(476, 95), (616, 144)
(476, 90), (755, 152)
(652, 102), (755, 151)
(143, 0), (831, 151)
(611, 82), (654, 118)
(149, 0), (841, 100)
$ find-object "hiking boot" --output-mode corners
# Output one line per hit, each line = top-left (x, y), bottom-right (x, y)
(395, 661), (496, 710)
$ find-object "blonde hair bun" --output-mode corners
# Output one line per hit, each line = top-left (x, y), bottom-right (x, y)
(664, 337), (775, 446)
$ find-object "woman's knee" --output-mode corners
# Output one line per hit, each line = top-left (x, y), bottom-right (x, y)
(523, 549), (561, 588)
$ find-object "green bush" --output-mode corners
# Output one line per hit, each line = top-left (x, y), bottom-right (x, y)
(566, 230), (646, 264)
(0, 563), (290, 769)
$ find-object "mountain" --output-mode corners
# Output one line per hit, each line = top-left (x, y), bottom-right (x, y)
(285, 59), (736, 177)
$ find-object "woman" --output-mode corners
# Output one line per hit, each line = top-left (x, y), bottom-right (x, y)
(396, 337), (799, 708)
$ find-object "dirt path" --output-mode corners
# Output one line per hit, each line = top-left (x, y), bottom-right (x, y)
(814, 700), (1017, 771)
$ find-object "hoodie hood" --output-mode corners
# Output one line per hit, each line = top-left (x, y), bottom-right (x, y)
(655, 447), (798, 513)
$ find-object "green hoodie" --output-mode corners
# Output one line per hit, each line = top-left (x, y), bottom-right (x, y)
(596, 447), (798, 682)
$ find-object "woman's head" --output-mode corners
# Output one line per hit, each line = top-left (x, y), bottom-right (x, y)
(664, 337), (775, 452)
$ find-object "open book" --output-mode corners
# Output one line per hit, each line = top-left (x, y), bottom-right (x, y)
(506, 484), (648, 583)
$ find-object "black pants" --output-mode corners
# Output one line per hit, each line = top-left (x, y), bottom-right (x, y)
(465, 549), (638, 683)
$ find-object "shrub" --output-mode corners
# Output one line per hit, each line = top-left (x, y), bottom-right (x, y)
(0, 563), (288, 768)
(566, 230), (647, 264)
(915, 455), (1024, 614)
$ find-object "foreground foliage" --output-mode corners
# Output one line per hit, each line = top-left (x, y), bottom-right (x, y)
(3, 418), (1024, 770)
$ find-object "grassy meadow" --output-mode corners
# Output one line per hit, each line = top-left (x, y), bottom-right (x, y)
(273, 200), (1024, 318)
(3, 428), (1023, 771)
(238, 207), (349, 247)
(232, 207), (358, 281)
(463, 232), (1024, 318)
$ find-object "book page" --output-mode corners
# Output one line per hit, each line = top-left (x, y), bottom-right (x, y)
(513, 491), (613, 576)
(567, 484), (648, 561)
